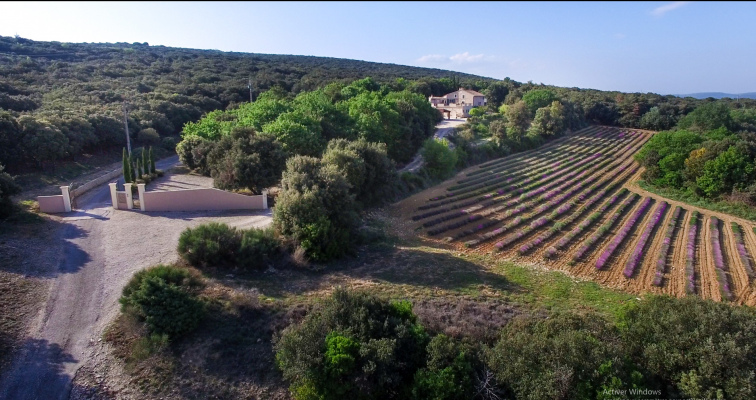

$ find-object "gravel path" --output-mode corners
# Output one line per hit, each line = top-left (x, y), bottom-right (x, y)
(398, 119), (467, 173)
(0, 158), (272, 399)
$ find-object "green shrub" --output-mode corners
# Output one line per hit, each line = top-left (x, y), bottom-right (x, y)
(399, 171), (427, 193)
(273, 156), (359, 262)
(618, 295), (756, 399)
(421, 138), (457, 180)
(486, 312), (641, 400)
(411, 334), (475, 400)
(324, 139), (397, 206)
(209, 127), (287, 194)
(275, 288), (428, 400)
(0, 164), (21, 219)
(161, 136), (177, 150)
(175, 136), (214, 172)
(119, 265), (205, 338)
(138, 127), (160, 145)
(237, 227), (280, 269)
(177, 222), (241, 267)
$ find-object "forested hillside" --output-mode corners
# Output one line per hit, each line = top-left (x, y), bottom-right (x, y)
(2, 34), (756, 175)
(0, 35), (489, 173)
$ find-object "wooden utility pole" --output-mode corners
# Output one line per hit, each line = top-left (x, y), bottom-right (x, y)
(123, 101), (132, 156)
(248, 76), (253, 103)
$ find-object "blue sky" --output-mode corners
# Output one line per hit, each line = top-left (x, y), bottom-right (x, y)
(1, 1), (754, 95)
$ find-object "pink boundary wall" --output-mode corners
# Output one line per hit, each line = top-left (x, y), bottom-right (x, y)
(38, 195), (66, 213)
(142, 188), (265, 212)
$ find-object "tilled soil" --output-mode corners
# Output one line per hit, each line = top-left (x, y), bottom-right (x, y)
(396, 126), (756, 305)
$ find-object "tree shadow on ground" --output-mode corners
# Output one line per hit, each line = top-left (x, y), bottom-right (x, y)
(0, 216), (90, 277)
(219, 239), (520, 303)
(0, 338), (78, 400)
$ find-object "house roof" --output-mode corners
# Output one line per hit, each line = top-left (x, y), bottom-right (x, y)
(459, 88), (485, 97)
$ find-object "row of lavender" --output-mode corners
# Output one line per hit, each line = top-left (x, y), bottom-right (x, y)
(621, 201), (669, 277)
(443, 130), (605, 191)
(445, 132), (650, 245)
(685, 211), (700, 295)
(709, 217), (734, 301)
(498, 156), (641, 252)
(594, 197), (655, 270)
(422, 132), (621, 208)
(467, 126), (606, 176)
(568, 194), (640, 263)
(652, 206), (683, 287)
(428, 127), (632, 203)
(461, 149), (638, 246)
(730, 223), (755, 280)
(541, 189), (629, 258)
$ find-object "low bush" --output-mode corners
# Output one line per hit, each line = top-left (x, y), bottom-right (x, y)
(138, 127), (160, 144)
(275, 288), (429, 400)
(486, 312), (644, 400)
(177, 222), (241, 268)
(178, 223), (282, 269)
(411, 334), (475, 400)
(618, 295), (756, 399)
(0, 164), (21, 219)
(421, 138), (457, 180)
(119, 264), (205, 338)
(161, 136), (177, 150)
(397, 171), (426, 194)
(237, 227), (280, 269)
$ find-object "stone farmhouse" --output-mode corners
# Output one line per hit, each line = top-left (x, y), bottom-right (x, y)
(429, 88), (487, 119)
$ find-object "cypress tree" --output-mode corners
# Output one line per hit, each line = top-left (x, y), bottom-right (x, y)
(122, 148), (130, 183)
(132, 156), (138, 182)
(137, 158), (143, 179)
(141, 148), (147, 176)
(149, 146), (156, 174)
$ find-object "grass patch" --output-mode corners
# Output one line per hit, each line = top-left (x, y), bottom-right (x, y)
(477, 257), (636, 316)
(637, 180), (756, 221)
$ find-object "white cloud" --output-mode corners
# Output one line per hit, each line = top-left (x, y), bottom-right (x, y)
(651, 1), (689, 17)
(416, 54), (446, 63)
(449, 52), (486, 63)
(416, 52), (493, 65)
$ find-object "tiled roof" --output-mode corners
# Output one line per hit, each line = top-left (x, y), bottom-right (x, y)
(459, 89), (485, 97)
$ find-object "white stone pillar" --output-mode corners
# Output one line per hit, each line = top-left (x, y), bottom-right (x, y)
(60, 186), (72, 212)
(137, 183), (146, 211)
(124, 183), (133, 209)
(109, 183), (119, 210)
(262, 190), (268, 209)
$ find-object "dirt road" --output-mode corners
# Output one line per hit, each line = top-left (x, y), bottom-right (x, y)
(399, 119), (467, 173)
(0, 157), (272, 399)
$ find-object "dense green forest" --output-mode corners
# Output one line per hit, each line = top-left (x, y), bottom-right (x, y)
(3, 35), (756, 176)
(634, 102), (756, 209)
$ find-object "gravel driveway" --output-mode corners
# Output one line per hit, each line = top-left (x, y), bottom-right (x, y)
(0, 159), (272, 399)
(399, 118), (467, 173)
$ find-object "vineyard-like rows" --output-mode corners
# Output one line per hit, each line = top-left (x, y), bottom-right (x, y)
(399, 126), (756, 305)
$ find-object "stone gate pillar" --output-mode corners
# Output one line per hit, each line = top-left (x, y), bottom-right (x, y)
(137, 183), (146, 211)
(124, 183), (133, 209)
(109, 183), (118, 210)
(60, 186), (72, 212)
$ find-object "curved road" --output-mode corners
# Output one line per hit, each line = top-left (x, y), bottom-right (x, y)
(399, 118), (467, 173)
(0, 157), (183, 399)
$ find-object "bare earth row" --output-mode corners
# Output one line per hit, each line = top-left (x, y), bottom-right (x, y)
(398, 126), (756, 305)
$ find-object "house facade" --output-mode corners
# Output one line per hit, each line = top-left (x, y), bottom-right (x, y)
(429, 88), (487, 119)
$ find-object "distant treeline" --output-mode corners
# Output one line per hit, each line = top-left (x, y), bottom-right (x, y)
(2, 35), (756, 174)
